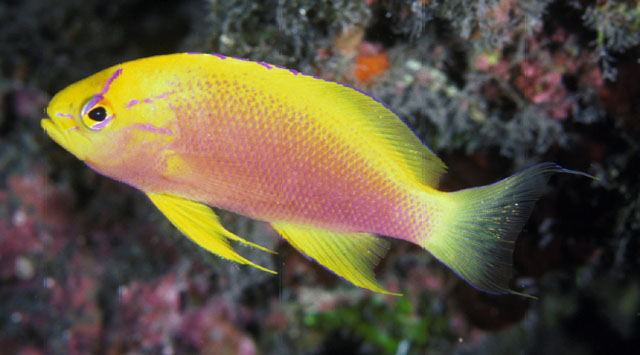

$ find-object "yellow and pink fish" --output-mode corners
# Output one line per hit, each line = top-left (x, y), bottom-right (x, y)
(42, 53), (584, 296)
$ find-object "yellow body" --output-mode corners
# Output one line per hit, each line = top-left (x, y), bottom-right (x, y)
(42, 53), (577, 295)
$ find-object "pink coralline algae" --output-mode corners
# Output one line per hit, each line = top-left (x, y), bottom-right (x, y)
(514, 60), (572, 119)
(116, 274), (184, 349)
(475, 29), (603, 121)
(0, 171), (74, 280)
(114, 272), (257, 354)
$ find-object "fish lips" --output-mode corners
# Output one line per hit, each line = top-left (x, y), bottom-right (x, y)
(41, 115), (89, 161)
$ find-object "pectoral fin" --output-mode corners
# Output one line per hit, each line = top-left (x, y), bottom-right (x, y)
(147, 192), (276, 274)
(271, 222), (400, 295)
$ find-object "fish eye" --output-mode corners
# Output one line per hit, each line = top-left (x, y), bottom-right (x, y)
(88, 107), (107, 121)
(78, 97), (114, 132)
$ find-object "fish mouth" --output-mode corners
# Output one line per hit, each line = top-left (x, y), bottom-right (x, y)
(41, 117), (68, 147)
(41, 114), (89, 160)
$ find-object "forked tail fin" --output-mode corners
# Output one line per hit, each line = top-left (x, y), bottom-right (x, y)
(420, 163), (590, 296)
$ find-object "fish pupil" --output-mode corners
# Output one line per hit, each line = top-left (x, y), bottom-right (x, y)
(88, 107), (107, 121)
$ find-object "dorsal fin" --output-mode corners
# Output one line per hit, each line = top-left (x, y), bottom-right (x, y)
(319, 82), (447, 187)
(226, 56), (447, 187)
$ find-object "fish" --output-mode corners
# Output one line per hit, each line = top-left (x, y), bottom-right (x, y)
(41, 53), (586, 296)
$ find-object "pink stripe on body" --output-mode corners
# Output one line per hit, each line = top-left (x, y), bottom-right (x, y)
(153, 76), (432, 242)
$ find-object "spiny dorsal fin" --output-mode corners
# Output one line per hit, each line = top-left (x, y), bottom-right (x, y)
(147, 192), (276, 273)
(270, 221), (400, 295)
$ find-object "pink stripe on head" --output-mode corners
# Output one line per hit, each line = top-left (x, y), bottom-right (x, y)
(81, 67), (123, 116)
(56, 113), (73, 120)
(100, 68), (123, 96)
(132, 122), (172, 135)
(154, 92), (170, 99)
(81, 96), (101, 116)
(126, 99), (140, 108)
(90, 114), (113, 130)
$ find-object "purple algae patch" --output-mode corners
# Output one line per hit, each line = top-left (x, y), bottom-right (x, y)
(142, 98), (153, 104)
(209, 53), (227, 60)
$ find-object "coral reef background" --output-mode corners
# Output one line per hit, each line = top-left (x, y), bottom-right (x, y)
(1, 0), (638, 354)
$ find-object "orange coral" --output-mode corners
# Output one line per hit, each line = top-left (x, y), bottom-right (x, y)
(353, 52), (390, 85)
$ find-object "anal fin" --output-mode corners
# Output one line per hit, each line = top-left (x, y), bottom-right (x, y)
(147, 192), (276, 273)
(271, 222), (400, 295)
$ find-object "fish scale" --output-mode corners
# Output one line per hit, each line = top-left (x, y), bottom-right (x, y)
(165, 77), (415, 237)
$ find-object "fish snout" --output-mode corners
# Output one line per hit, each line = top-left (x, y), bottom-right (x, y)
(41, 105), (89, 160)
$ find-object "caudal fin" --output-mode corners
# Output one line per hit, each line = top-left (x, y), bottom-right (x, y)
(421, 163), (589, 295)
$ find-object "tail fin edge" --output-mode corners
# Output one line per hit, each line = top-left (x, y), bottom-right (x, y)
(421, 163), (584, 295)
